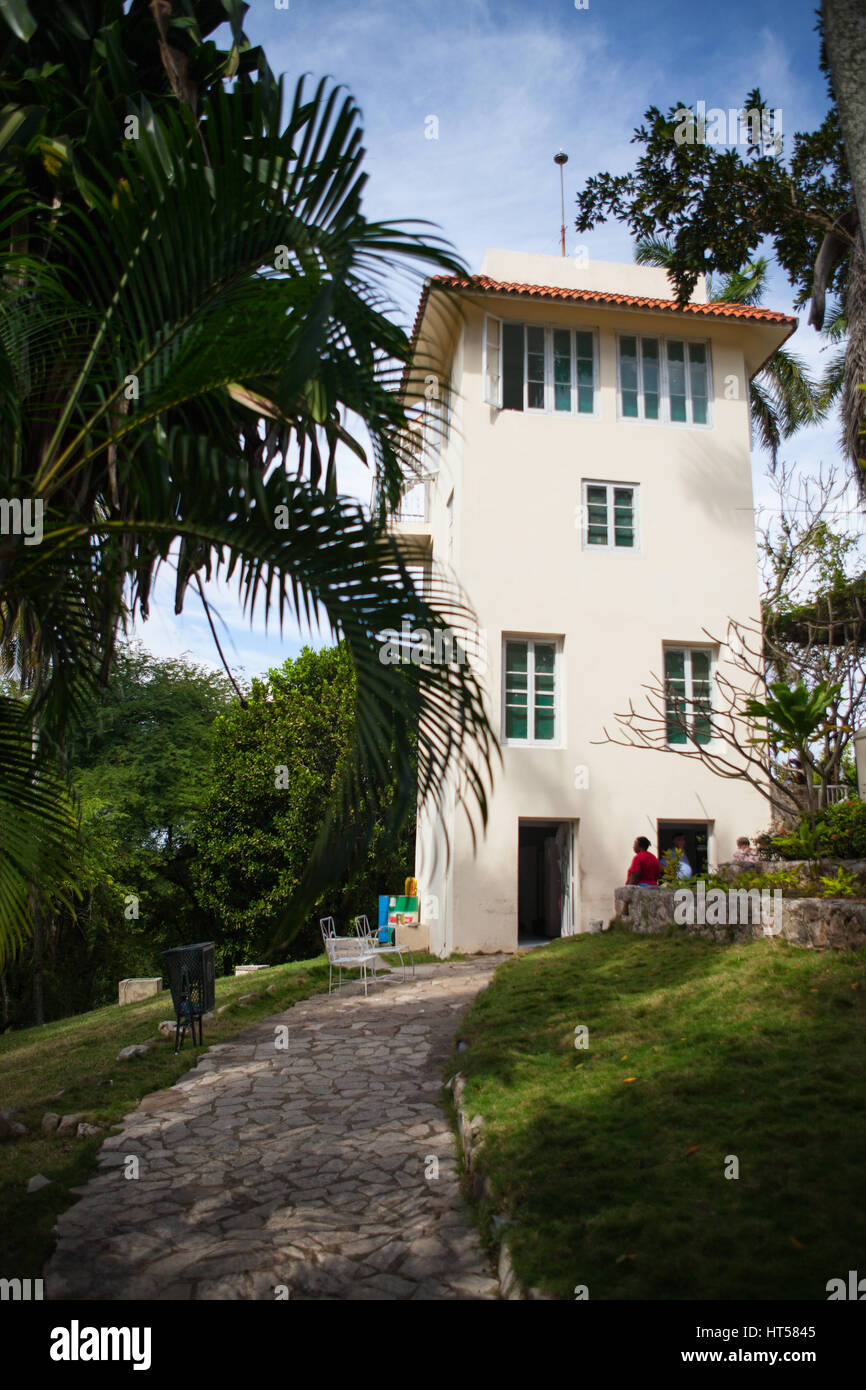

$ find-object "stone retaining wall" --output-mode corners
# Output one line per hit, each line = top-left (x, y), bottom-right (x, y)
(614, 885), (866, 951)
(448, 1072), (550, 1300)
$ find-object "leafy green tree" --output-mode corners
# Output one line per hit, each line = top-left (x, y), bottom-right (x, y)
(573, 21), (866, 492)
(0, 1), (494, 956)
(196, 644), (415, 965)
(2, 642), (234, 1024)
(69, 642), (235, 852)
(744, 679), (846, 832)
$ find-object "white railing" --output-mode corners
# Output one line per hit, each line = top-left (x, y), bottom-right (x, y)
(824, 784), (856, 806)
(370, 474), (430, 524)
(394, 479), (427, 522)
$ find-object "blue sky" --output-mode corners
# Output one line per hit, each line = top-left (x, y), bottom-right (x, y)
(133, 0), (858, 680)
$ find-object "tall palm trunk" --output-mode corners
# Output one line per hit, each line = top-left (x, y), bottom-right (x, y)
(841, 238), (866, 471)
(824, 0), (866, 493)
(824, 0), (866, 233)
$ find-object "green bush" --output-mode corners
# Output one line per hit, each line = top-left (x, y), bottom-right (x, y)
(817, 867), (860, 899)
(765, 797), (866, 861)
(815, 797), (866, 859)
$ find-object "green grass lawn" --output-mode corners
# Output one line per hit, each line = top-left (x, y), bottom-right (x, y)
(452, 926), (866, 1300)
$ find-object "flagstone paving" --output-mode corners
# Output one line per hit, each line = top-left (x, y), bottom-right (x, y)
(44, 959), (505, 1301)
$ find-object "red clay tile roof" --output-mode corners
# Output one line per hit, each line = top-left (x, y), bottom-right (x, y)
(412, 273), (796, 339)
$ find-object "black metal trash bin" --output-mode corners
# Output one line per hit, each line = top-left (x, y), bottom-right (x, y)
(162, 943), (216, 1054)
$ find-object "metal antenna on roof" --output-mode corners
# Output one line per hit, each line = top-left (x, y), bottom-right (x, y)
(554, 150), (568, 257)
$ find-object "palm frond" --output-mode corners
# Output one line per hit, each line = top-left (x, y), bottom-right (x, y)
(0, 69), (494, 956)
(0, 694), (78, 962)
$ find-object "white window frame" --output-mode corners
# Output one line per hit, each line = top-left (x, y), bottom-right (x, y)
(663, 644), (715, 747)
(665, 338), (712, 427)
(483, 313), (502, 407)
(581, 480), (640, 553)
(616, 334), (713, 427)
(483, 318), (599, 417)
(501, 635), (563, 748)
(525, 324), (599, 417)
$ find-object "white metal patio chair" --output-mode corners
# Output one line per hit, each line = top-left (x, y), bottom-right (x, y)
(319, 917), (380, 996)
(353, 915), (415, 981)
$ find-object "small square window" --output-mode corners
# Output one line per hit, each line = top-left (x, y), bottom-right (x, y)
(582, 482), (638, 552)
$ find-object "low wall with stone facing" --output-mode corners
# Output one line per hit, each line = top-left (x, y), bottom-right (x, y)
(614, 886), (866, 952)
(117, 977), (162, 1004)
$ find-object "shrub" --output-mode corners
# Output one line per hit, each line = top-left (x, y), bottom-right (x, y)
(815, 797), (866, 859)
(764, 797), (866, 861)
(817, 867), (860, 899)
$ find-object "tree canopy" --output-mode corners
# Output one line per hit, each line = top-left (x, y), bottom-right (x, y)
(573, 19), (866, 491)
(195, 643), (415, 964)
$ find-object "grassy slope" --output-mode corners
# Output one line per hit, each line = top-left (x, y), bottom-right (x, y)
(453, 926), (866, 1300)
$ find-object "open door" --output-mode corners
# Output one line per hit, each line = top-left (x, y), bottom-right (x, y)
(558, 822), (577, 936)
(518, 820), (577, 941)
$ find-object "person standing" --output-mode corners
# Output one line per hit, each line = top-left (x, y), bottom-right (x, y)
(626, 836), (661, 886)
(671, 832), (693, 879)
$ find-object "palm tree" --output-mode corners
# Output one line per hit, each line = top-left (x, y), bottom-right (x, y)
(635, 240), (825, 467)
(823, 0), (866, 233)
(0, 3), (496, 958)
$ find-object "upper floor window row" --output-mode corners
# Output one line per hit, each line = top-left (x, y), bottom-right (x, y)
(484, 317), (597, 416)
(618, 335), (710, 426)
(482, 316), (712, 427)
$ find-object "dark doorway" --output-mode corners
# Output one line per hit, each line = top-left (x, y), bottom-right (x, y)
(657, 821), (710, 876)
(518, 821), (575, 941)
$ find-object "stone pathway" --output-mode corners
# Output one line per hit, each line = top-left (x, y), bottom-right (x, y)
(45, 959), (504, 1301)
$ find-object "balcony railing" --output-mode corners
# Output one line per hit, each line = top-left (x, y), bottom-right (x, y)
(393, 479), (427, 522)
(370, 473), (431, 525)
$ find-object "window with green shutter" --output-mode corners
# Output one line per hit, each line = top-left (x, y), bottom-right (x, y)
(618, 335), (662, 420)
(641, 338), (660, 419)
(667, 340), (687, 422)
(488, 323), (596, 415)
(614, 487), (635, 547)
(688, 342), (708, 424)
(533, 643), (556, 741)
(553, 329), (572, 412)
(665, 647), (714, 744)
(504, 640), (528, 740)
(582, 482), (637, 551)
(618, 335), (710, 424)
(664, 648), (688, 744)
(526, 326), (546, 410)
(690, 648), (712, 744)
(576, 331), (595, 413)
(585, 484), (609, 546)
(666, 339), (710, 424)
(619, 336), (639, 417)
(503, 638), (560, 744)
